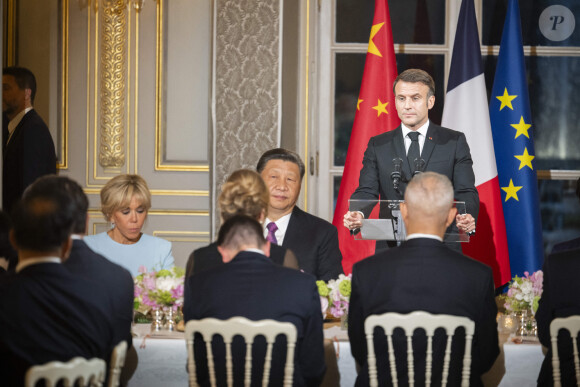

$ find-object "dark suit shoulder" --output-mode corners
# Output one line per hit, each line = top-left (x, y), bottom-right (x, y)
(22, 109), (49, 126)
(66, 240), (132, 280)
(552, 237), (580, 254)
(355, 238), (492, 277)
(544, 247), (580, 271)
(292, 206), (336, 230)
(368, 127), (400, 146)
(186, 242), (224, 277)
(270, 243), (289, 266)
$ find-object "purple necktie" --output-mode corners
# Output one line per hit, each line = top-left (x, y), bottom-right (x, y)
(266, 222), (278, 244)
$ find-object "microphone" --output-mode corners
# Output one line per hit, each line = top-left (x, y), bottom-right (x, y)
(412, 158), (425, 177)
(391, 158), (403, 192)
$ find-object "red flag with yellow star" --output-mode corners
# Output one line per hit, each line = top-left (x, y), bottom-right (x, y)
(332, 0), (400, 274)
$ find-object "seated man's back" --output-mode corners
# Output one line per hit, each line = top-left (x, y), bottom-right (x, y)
(0, 174), (115, 386)
(65, 238), (134, 348)
(348, 172), (499, 387)
(183, 215), (326, 386)
(0, 263), (114, 385)
(348, 240), (498, 386)
(536, 246), (580, 386)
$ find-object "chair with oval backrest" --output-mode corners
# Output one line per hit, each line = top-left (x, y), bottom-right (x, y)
(108, 340), (128, 387)
(549, 315), (580, 387)
(364, 311), (475, 387)
(185, 317), (298, 387)
(24, 357), (106, 387)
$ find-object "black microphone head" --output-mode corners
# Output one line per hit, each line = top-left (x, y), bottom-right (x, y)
(413, 158), (426, 175)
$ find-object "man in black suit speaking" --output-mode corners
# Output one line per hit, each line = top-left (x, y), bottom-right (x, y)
(257, 148), (343, 281)
(343, 69), (478, 241)
(348, 172), (499, 386)
(2, 66), (56, 212)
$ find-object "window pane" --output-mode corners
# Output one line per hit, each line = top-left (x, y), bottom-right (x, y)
(336, 0), (445, 44)
(335, 54), (365, 167)
(483, 55), (580, 170)
(334, 53), (444, 167)
(540, 179), (580, 255)
(395, 54), (445, 126)
(333, 175), (342, 215)
(483, 0), (580, 47)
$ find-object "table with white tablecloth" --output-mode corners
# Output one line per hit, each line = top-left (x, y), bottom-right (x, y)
(131, 324), (545, 386)
(131, 325), (188, 386)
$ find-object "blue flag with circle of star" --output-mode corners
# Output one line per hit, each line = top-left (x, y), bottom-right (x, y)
(489, 0), (543, 279)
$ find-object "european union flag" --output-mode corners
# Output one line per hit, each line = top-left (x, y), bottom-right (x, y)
(489, 0), (543, 278)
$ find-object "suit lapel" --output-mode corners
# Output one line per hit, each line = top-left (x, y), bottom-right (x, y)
(4, 110), (31, 153)
(282, 207), (301, 248)
(421, 123), (438, 170)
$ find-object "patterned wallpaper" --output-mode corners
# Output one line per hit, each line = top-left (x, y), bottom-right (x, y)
(214, 0), (282, 190)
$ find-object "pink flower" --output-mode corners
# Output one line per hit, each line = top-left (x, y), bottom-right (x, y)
(143, 276), (156, 291)
(171, 284), (184, 299)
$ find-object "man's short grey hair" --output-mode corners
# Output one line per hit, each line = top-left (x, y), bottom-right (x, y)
(404, 172), (454, 219)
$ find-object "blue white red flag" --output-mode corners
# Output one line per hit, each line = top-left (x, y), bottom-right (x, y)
(442, 0), (511, 287)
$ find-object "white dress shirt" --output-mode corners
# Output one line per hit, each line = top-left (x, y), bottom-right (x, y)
(263, 212), (292, 245)
(6, 107), (33, 145)
(15, 256), (61, 273)
(406, 233), (443, 242)
(401, 120), (430, 155)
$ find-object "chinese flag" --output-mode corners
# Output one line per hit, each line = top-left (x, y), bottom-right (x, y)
(332, 0), (400, 274)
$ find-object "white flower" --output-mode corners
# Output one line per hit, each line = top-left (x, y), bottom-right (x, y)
(156, 276), (181, 292)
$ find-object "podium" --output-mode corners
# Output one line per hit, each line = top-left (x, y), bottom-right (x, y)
(348, 199), (470, 243)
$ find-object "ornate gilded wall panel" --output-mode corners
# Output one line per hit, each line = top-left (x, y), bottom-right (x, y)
(213, 0), (282, 191)
(99, 0), (127, 169)
(60, 0), (212, 266)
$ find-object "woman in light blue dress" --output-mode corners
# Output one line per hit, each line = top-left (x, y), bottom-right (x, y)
(84, 174), (174, 276)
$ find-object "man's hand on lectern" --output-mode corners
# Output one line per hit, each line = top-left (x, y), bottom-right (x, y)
(456, 213), (476, 235)
(343, 211), (363, 231)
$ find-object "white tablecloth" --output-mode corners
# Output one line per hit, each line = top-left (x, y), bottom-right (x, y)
(130, 324), (545, 387)
(496, 340), (546, 386)
(131, 325), (188, 387)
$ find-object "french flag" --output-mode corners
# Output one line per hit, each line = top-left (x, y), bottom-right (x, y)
(441, 0), (511, 288)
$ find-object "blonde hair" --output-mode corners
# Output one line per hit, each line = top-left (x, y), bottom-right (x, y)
(100, 174), (152, 221)
(218, 169), (269, 222)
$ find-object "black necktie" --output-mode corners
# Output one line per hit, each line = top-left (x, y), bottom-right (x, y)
(407, 131), (420, 171)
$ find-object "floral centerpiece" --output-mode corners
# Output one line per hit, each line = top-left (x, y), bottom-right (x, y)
(502, 270), (543, 314)
(317, 273), (352, 319)
(134, 266), (185, 316)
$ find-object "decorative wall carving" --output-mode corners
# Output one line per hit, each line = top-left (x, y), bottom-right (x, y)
(99, 0), (127, 169)
(214, 0), (282, 188)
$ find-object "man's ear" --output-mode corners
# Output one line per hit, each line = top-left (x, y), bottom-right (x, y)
(24, 88), (32, 104)
(217, 246), (234, 263)
(261, 241), (271, 257)
(258, 209), (266, 224)
(427, 95), (435, 110)
(60, 236), (73, 262)
(9, 230), (19, 251)
(446, 207), (458, 228)
(400, 202), (408, 224)
(84, 213), (90, 236)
